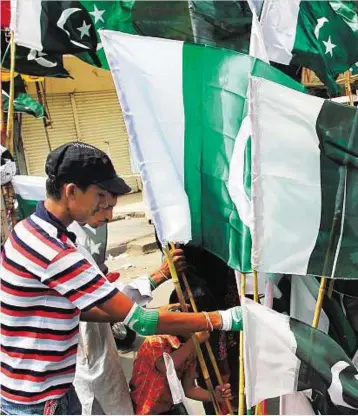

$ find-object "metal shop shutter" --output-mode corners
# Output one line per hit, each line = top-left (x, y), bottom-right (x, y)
(21, 94), (77, 176)
(73, 91), (138, 192)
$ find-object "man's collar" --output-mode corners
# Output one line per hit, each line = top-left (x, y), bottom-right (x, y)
(35, 201), (77, 243)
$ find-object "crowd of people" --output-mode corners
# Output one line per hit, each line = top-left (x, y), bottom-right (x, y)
(0, 142), (243, 415)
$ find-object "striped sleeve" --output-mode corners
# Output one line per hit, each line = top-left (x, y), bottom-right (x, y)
(43, 248), (118, 311)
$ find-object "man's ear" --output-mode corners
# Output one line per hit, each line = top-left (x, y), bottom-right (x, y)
(64, 183), (77, 200)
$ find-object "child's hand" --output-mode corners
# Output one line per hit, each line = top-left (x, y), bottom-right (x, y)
(195, 331), (210, 344)
(215, 383), (233, 402)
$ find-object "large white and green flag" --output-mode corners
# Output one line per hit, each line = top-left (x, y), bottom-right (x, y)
(242, 297), (358, 414)
(250, 77), (358, 279)
(260, 0), (358, 94)
(100, 31), (304, 272)
(11, 175), (45, 219)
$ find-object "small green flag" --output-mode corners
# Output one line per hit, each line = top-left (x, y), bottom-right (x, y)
(2, 90), (45, 119)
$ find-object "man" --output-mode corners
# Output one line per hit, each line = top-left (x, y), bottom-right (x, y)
(69, 192), (187, 415)
(0, 142), (242, 415)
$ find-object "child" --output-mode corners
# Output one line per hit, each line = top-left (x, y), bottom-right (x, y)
(130, 331), (232, 415)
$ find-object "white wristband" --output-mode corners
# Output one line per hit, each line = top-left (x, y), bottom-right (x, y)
(218, 309), (232, 331)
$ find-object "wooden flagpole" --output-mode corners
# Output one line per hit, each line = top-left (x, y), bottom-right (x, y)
(4, 30), (18, 230)
(163, 246), (221, 415)
(6, 31), (16, 153)
(181, 272), (234, 414)
(238, 273), (246, 415)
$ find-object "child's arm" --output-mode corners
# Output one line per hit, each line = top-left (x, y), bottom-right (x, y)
(155, 331), (209, 374)
(182, 364), (232, 403)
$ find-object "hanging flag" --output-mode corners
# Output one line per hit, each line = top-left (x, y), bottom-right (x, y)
(77, 1), (254, 70)
(100, 31), (304, 272)
(242, 297), (358, 414)
(2, 90), (44, 119)
(1, 30), (70, 78)
(10, 0), (99, 64)
(260, 0), (358, 94)
(250, 77), (358, 279)
(11, 175), (46, 219)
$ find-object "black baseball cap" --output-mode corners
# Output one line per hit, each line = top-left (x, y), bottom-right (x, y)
(45, 142), (131, 195)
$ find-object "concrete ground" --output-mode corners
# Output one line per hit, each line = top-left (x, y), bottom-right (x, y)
(106, 192), (205, 414)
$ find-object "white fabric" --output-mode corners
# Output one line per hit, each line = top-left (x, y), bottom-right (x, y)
(234, 270), (266, 295)
(228, 116), (252, 229)
(163, 352), (193, 415)
(242, 297), (300, 408)
(250, 78), (324, 275)
(11, 175), (46, 201)
(72, 222), (154, 415)
(11, 0), (43, 50)
(280, 393), (315, 415)
(260, 0), (301, 64)
(290, 275), (330, 333)
(247, 0), (270, 63)
(100, 30), (191, 245)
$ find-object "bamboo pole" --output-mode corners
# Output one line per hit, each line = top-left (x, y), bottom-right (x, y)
(181, 272), (234, 414)
(253, 270), (259, 303)
(238, 273), (246, 415)
(163, 246), (221, 415)
(6, 31), (16, 153)
(312, 277), (327, 328)
(4, 31), (17, 229)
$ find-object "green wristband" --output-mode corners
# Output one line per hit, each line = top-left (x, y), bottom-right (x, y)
(123, 304), (159, 336)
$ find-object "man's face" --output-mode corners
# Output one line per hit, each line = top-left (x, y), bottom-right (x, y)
(86, 192), (118, 228)
(66, 184), (109, 224)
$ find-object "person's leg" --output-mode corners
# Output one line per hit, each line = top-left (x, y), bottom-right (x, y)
(55, 385), (82, 415)
(0, 398), (46, 415)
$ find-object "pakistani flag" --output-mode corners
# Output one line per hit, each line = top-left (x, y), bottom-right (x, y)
(260, 0), (358, 94)
(11, 0), (99, 64)
(2, 90), (44, 119)
(79, 1), (254, 70)
(1, 30), (70, 78)
(251, 77), (358, 279)
(11, 176), (45, 219)
(100, 31), (304, 271)
(242, 297), (358, 414)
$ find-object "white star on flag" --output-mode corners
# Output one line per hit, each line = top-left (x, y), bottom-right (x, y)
(77, 21), (91, 39)
(89, 240), (102, 255)
(322, 36), (337, 56)
(90, 4), (105, 24)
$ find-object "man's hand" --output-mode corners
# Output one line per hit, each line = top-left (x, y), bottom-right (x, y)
(195, 331), (210, 344)
(215, 383), (233, 402)
(159, 248), (187, 279)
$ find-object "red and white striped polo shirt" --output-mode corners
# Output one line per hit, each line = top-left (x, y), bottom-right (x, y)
(0, 209), (118, 404)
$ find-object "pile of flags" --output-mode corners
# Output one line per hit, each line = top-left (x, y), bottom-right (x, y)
(5, 1), (358, 414)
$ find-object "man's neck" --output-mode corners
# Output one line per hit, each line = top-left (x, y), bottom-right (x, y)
(44, 199), (73, 228)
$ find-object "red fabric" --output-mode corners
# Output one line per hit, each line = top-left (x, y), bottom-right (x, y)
(106, 272), (120, 283)
(130, 335), (195, 415)
(1, 0), (10, 29)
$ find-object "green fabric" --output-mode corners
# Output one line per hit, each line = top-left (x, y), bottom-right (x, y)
(307, 101), (358, 278)
(182, 44), (305, 272)
(292, 1), (358, 94)
(15, 195), (38, 219)
(78, 1), (253, 69)
(291, 317), (358, 413)
(124, 304), (159, 336)
(79, 1), (136, 69)
(2, 91), (45, 119)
